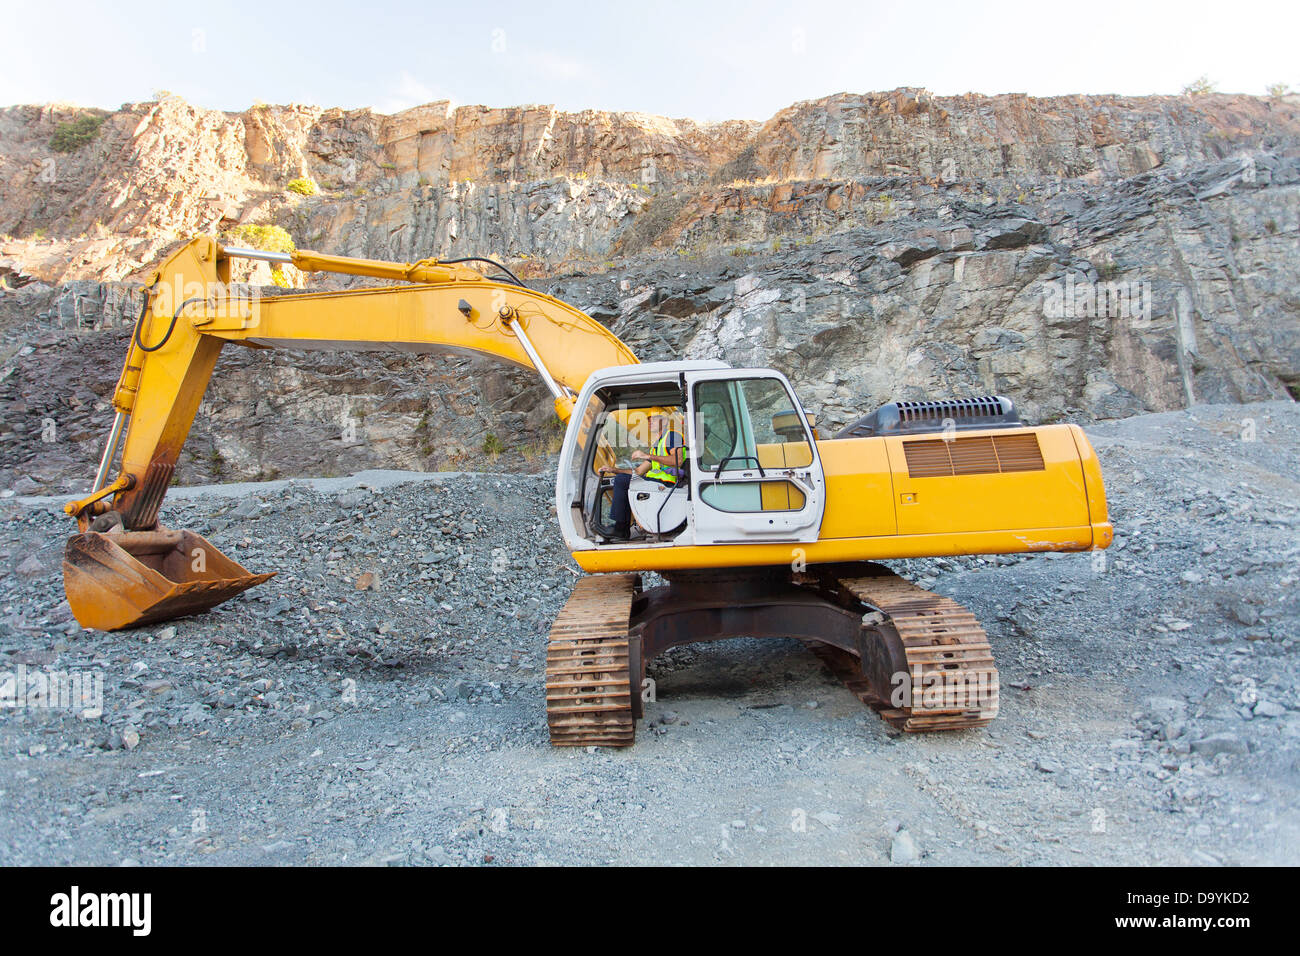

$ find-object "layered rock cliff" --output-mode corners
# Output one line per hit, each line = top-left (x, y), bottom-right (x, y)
(1, 89), (1297, 492)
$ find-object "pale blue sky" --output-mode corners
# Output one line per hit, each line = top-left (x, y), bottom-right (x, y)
(3, 0), (1295, 119)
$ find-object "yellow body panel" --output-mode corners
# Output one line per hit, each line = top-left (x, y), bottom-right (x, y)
(886, 426), (1089, 535)
(1069, 424), (1114, 550)
(817, 436), (897, 538)
(748, 442), (813, 511)
(754, 479), (805, 511)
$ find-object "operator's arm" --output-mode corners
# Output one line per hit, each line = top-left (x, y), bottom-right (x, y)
(631, 430), (684, 467)
(631, 449), (680, 466)
(651, 447), (684, 467)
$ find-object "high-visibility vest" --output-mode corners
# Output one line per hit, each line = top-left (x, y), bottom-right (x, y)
(645, 431), (683, 484)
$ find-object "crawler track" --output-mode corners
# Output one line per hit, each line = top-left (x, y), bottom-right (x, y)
(818, 567), (999, 731)
(544, 566), (997, 746)
(544, 574), (639, 747)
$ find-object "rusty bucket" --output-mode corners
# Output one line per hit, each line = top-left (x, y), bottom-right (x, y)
(63, 529), (274, 631)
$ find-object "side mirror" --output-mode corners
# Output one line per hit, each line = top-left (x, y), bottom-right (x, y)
(771, 409), (817, 442)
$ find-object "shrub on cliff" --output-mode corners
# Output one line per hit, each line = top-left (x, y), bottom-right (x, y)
(222, 224), (295, 253)
(1182, 76), (1217, 96)
(49, 114), (105, 153)
(286, 178), (318, 196)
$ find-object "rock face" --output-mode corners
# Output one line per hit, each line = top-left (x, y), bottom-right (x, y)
(4, 89), (1298, 279)
(0, 89), (1297, 491)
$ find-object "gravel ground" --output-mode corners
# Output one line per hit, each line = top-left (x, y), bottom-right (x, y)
(0, 400), (1296, 866)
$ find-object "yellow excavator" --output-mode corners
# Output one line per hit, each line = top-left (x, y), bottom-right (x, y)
(61, 236), (1112, 745)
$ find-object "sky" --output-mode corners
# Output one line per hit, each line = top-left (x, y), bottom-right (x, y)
(1, 0), (1296, 120)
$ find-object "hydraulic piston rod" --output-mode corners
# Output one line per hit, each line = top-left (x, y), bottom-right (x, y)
(92, 410), (127, 493)
(220, 247), (293, 265)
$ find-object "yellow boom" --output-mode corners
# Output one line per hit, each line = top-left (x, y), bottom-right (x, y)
(62, 236), (636, 629)
(67, 236), (635, 533)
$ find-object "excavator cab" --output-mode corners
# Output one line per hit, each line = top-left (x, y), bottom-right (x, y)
(555, 361), (827, 553)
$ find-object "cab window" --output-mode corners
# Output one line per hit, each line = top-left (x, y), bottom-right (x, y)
(694, 378), (813, 471)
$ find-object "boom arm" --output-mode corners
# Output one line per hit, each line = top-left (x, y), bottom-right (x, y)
(67, 236), (638, 532)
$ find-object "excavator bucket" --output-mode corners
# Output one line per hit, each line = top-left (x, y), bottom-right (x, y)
(63, 529), (274, 631)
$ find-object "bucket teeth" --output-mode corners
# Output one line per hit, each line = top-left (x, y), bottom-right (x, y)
(63, 529), (274, 631)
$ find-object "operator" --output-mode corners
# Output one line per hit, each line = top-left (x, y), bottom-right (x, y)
(599, 412), (685, 539)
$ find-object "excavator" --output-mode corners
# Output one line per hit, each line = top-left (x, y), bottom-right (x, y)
(60, 236), (1113, 746)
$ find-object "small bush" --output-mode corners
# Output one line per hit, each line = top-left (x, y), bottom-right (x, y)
(222, 224), (295, 253)
(286, 177), (318, 196)
(482, 433), (505, 455)
(1182, 75), (1217, 96)
(50, 114), (105, 153)
(1267, 83), (1291, 98)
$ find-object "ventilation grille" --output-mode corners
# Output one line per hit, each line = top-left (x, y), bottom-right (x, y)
(903, 433), (1045, 478)
(835, 395), (1021, 440)
(896, 396), (1011, 425)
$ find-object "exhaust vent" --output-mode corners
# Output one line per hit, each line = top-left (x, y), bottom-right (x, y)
(903, 433), (1044, 478)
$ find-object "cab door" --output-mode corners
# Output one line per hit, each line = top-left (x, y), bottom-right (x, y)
(685, 370), (825, 544)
